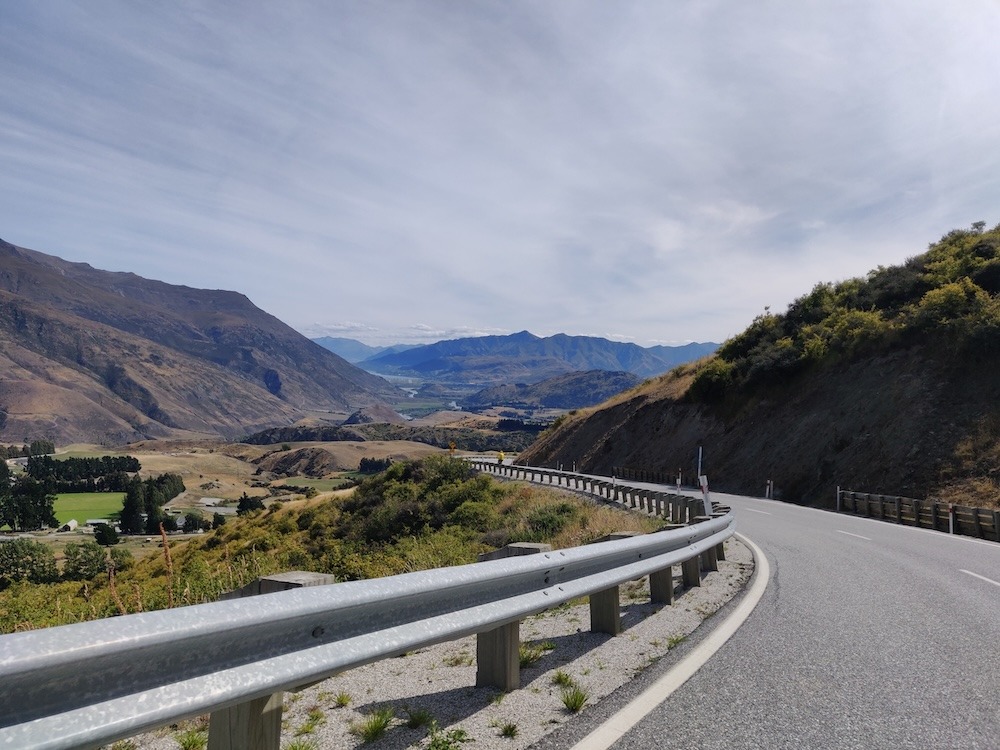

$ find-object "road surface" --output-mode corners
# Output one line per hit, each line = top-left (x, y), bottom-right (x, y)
(539, 488), (1000, 750)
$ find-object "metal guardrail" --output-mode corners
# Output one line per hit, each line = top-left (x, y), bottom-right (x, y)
(837, 488), (1000, 542)
(0, 508), (735, 749)
(467, 460), (712, 522)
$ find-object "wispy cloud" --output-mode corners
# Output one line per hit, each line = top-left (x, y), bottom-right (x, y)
(2, 1), (999, 347)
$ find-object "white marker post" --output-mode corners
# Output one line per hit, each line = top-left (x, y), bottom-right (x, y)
(699, 474), (711, 516)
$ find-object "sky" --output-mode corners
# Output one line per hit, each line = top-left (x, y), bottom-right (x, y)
(2, 2), (1000, 348)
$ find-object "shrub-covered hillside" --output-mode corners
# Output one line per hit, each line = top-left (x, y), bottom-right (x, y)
(521, 223), (1000, 508)
(0, 456), (663, 632)
(690, 222), (1000, 401)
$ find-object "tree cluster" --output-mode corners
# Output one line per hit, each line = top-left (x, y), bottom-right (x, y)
(0, 537), (133, 590)
(118, 473), (186, 535)
(236, 493), (266, 516)
(0, 440), (55, 460)
(25, 455), (141, 493)
(0, 463), (58, 532)
(358, 457), (393, 474)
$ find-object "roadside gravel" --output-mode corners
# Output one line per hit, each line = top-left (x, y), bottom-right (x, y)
(129, 538), (753, 750)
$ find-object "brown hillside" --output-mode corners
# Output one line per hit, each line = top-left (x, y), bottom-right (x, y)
(522, 224), (1000, 509)
(521, 346), (1000, 508)
(0, 238), (402, 444)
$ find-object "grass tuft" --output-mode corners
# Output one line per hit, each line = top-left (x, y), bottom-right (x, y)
(561, 684), (589, 713)
(174, 727), (208, 750)
(518, 642), (546, 668)
(404, 706), (435, 729)
(551, 669), (574, 687)
(350, 706), (395, 743)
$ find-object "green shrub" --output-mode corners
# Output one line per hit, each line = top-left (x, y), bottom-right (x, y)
(524, 502), (577, 540)
(426, 723), (472, 750)
(404, 706), (434, 729)
(0, 538), (58, 589)
(686, 357), (734, 402)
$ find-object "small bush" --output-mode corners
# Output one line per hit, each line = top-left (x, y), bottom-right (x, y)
(427, 723), (472, 750)
(334, 691), (351, 707)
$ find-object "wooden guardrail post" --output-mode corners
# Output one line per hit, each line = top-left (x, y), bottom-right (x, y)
(590, 587), (621, 635)
(588, 533), (641, 635)
(210, 572), (338, 750)
(476, 543), (552, 690)
(649, 524), (685, 605)
(692, 516), (719, 572)
(681, 555), (701, 588)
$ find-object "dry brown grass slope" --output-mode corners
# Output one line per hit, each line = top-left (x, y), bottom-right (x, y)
(521, 342), (1000, 509)
(0, 238), (402, 444)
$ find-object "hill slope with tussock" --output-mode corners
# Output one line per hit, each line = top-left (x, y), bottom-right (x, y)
(521, 223), (1000, 509)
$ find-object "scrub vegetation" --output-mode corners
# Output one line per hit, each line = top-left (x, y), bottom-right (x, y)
(0, 456), (663, 633)
(689, 222), (1000, 401)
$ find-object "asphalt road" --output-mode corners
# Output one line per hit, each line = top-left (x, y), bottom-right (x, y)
(540, 488), (1000, 750)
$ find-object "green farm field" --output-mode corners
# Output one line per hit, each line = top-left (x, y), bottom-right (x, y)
(53, 493), (125, 525)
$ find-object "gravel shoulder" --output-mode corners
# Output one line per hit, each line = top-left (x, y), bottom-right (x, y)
(130, 538), (753, 750)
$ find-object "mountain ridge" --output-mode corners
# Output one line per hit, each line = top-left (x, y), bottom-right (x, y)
(355, 330), (716, 384)
(0, 238), (401, 445)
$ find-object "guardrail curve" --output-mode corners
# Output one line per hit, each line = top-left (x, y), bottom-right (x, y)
(0, 465), (735, 750)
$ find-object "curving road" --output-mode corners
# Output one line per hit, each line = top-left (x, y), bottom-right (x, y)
(537, 487), (1000, 750)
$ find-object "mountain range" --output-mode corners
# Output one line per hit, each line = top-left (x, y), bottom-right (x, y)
(0, 238), (400, 445)
(316, 331), (717, 385)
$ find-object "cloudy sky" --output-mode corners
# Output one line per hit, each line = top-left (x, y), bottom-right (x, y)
(3, 2), (999, 347)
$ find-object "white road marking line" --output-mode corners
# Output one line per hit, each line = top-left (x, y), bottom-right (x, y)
(570, 534), (770, 750)
(901, 525), (1000, 548)
(836, 530), (871, 541)
(960, 569), (1000, 588)
(742, 508), (771, 515)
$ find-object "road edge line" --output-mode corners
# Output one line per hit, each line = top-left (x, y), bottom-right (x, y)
(570, 533), (770, 750)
